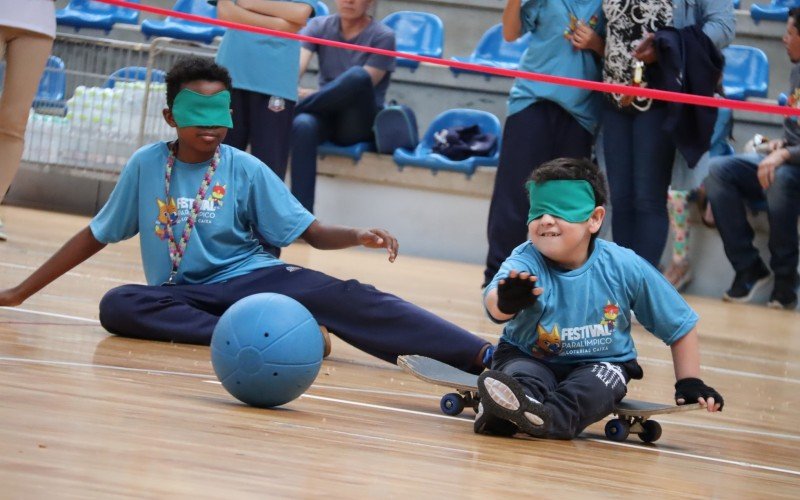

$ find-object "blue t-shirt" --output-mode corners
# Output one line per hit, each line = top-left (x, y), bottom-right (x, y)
(484, 239), (698, 364)
(216, 0), (317, 101)
(509, 0), (604, 133)
(90, 143), (315, 286)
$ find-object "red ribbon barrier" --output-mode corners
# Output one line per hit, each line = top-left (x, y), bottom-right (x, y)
(95, 0), (799, 117)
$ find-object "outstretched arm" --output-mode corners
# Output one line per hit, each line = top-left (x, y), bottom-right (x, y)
(670, 327), (724, 412)
(0, 226), (106, 307)
(300, 220), (398, 262)
(484, 270), (543, 321)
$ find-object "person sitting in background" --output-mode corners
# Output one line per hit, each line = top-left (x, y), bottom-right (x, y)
(704, 9), (800, 310)
(291, 0), (395, 213)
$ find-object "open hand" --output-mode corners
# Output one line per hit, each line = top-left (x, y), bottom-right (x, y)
(496, 270), (543, 315)
(357, 228), (399, 262)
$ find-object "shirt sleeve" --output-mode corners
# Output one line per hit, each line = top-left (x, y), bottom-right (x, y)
(364, 30), (396, 72)
(89, 154), (141, 244)
(697, 0), (735, 50)
(520, 0), (541, 34)
(299, 14), (321, 52)
(630, 257), (699, 346)
(246, 161), (315, 247)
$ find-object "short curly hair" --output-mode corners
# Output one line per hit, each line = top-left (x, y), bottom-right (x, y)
(165, 56), (232, 108)
(528, 157), (608, 208)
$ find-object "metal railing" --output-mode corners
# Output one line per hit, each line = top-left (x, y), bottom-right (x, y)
(18, 33), (217, 180)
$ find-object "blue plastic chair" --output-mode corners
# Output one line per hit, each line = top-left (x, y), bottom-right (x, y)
(56, 0), (140, 33)
(318, 141), (375, 163)
(393, 109), (501, 177)
(104, 66), (167, 88)
(382, 12), (444, 71)
(722, 45), (769, 100)
(0, 56), (67, 115)
(751, 0), (800, 23)
(450, 24), (530, 79)
(141, 0), (225, 44)
(314, 1), (330, 16)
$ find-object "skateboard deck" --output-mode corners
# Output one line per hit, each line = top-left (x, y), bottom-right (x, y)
(398, 355), (703, 443)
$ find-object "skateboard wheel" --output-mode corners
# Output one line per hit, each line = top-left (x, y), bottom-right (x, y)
(440, 393), (465, 416)
(638, 420), (662, 443)
(604, 419), (630, 442)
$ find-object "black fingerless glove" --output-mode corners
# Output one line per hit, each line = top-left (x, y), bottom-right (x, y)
(496, 275), (538, 315)
(675, 377), (724, 411)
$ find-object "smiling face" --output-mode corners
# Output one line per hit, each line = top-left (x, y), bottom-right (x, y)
(163, 80), (229, 158)
(528, 207), (605, 269)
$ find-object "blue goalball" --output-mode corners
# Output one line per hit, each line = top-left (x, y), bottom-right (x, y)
(210, 293), (324, 408)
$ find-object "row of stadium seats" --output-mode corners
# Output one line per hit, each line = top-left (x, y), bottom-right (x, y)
(11, 37), (769, 173)
(749, 0), (800, 24)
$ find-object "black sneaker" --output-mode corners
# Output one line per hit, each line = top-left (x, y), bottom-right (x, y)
(768, 275), (799, 310)
(723, 260), (771, 303)
(474, 402), (518, 437)
(477, 370), (551, 437)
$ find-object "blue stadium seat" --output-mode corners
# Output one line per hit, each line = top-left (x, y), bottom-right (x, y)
(0, 56), (68, 116)
(750, 0), (800, 23)
(318, 141), (375, 163)
(722, 45), (769, 100)
(104, 66), (167, 88)
(450, 24), (530, 79)
(141, 0), (225, 44)
(381, 11), (444, 71)
(734, 0), (740, 8)
(56, 0), (140, 33)
(314, 1), (330, 16)
(393, 109), (501, 177)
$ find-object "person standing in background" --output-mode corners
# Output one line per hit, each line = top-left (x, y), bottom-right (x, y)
(215, 0), (316, 256)
(600, 0), (734, 267)
(0, 0), (56, 241)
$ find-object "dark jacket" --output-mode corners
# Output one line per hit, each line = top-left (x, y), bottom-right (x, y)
(649, 25), (724, 168)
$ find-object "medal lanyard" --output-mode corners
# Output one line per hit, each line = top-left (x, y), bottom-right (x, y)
(162, 142), (220, 285)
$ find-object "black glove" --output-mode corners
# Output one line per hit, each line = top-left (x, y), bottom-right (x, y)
(675, 377), (724, 411)
(496, 274), (539, 315)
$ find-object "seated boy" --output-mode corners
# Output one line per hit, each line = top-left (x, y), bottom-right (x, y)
(476, 157), (723, 439)
(0, 57), (492, 374)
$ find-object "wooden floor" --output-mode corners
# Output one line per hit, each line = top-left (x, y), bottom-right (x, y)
(1, 206), (799, 498)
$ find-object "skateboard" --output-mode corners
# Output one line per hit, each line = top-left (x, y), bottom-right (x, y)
(398, 354), (703, 443)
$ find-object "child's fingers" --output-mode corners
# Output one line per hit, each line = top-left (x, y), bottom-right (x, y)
(533, 287), (544, 296)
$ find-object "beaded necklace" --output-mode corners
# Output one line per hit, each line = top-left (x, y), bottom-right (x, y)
(162, 142), (220, 286)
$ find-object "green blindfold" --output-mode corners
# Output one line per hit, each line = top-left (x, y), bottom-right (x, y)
(527, 179), (597, 223)
(172, 88), (233, 128)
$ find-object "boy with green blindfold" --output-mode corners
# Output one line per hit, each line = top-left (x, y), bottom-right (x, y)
(0, 57), (495, 382)
(476, 157), (724, 440)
